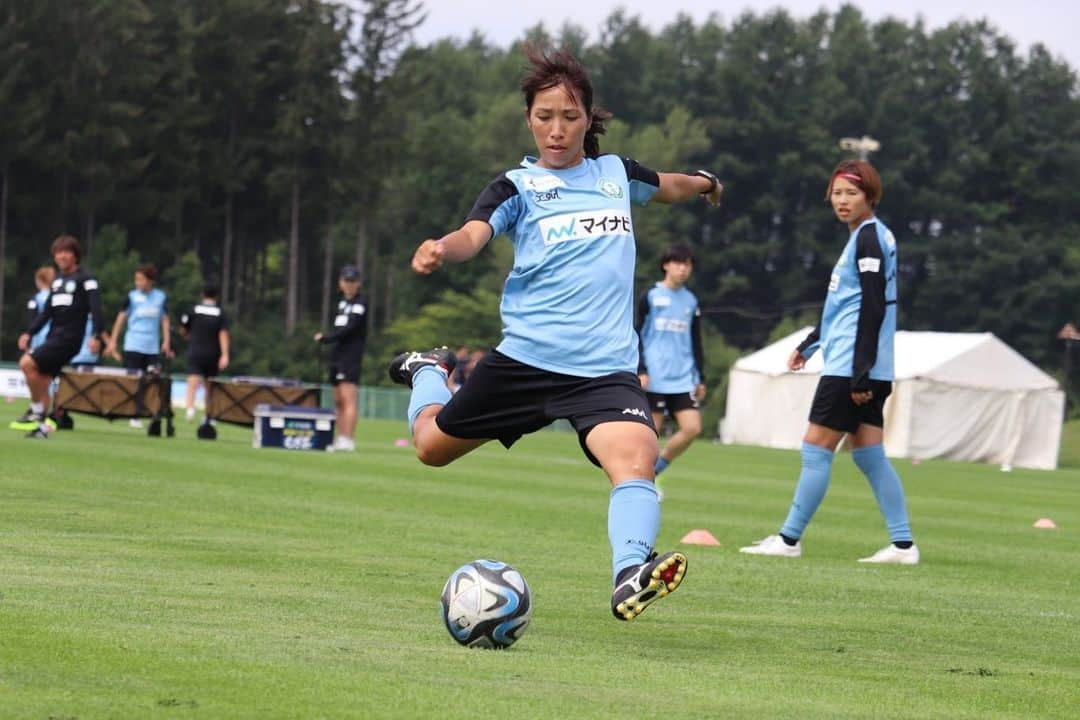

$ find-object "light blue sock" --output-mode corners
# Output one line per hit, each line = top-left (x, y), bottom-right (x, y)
(654, 456), (670, 475)
(608, 479), (660, 584)
(780, 443), (835, 540)
(406, 366), (451, 433)
(852, 444), (913, 542)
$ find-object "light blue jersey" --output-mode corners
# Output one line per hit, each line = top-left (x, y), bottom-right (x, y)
(637, 283), (703, 393)
(798, 217), (897, 385)
(122, 287), (167, 354)
(467, 154), (660, 377)
(70, 318), (100, 365)
(29, 289), (51, 350)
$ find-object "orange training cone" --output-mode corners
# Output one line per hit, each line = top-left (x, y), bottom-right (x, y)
(680, 529), (720, 546)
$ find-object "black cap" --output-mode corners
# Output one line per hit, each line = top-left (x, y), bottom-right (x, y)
(339, 265), (360, 281)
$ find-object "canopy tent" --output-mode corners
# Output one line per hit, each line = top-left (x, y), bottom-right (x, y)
(722, 328), (1064, 470)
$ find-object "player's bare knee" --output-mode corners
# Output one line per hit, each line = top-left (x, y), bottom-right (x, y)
(415, 443), (452, 467)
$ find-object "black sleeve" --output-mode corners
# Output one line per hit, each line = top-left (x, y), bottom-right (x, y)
(218, 310), (229, 331)
(465, 174), (518, 224)
(26, 296), (53, 336)
(796, 326), (820, 355)
(180, 308), (192, 330)
(321, 300), (367, 345)
(691, 308), (706, 384)
(87, 278), (106, 339)
(852, 225), (886, 391)
(620, 157), (660, 188)
(26, 297), (40, 329)
(635, 290), (651, 374)
(120, 293), (131, 312)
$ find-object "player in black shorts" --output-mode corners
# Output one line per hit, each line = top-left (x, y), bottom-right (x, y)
(388, 48), (724, 622)
(15, 235), (106, 438)
(314, 265), (367, 452)
(179, 285), (230, 422)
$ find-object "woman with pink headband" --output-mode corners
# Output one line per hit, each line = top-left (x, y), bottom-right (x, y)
(740, 160), (918, 565)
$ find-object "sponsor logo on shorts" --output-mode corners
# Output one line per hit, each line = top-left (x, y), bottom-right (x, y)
(622, 407), (648, 419)
(828, 273), (840, 292)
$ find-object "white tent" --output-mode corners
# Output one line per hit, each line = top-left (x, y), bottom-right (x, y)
(721, 328), (1065, 470)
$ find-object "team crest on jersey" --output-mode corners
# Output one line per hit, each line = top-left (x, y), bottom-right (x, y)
(65, 280), (76, 292)
(597, 178), (623, 199)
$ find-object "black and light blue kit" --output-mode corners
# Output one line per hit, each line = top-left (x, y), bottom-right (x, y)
(466, 154), (661, 377)
(636, 283), (705, 394)
(797, 216), (897, 388)
(120, 287), (167, 355)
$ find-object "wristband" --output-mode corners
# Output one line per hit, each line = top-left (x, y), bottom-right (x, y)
(694, 169), (719, 195)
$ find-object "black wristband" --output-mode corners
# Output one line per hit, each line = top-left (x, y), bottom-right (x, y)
(694, 169), (719, 195)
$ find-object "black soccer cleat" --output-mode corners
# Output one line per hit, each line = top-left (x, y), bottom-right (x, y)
(387, 347), (457, 388)
(611, 551), (688, 621)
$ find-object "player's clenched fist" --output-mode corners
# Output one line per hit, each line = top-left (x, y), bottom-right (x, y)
(411, 239), (446, 274)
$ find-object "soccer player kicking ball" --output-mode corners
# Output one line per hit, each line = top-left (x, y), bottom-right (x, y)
(389, 46), (723, 620)
(15, 235), (106, 439)
(636, 244), (707, 501)
(740, 161), (919, 565)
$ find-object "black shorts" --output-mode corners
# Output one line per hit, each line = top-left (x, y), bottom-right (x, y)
(809, 375), (893, 433)
(435, 350), (655, 467)
(647, 391), (700, 415)
(123, 351), (161, 372)
(328, 359), (361, 385)
(186, 351), (220, 378)
(28, 338), (81, 377)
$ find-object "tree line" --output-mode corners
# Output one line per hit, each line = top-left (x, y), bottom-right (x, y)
(2, 1), (1078, 419)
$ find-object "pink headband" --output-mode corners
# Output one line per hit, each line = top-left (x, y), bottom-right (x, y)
(834, 172), (862, 184)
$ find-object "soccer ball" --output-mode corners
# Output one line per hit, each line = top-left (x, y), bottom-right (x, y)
(440, 560), (532, 649)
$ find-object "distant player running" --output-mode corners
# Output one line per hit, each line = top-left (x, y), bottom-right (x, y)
(179, 286), (230, 422)
(636, 244), (706, 500)
(740, 160), (918, 564)
(389, 46), (723, 621)
(15, 235), (106, 439)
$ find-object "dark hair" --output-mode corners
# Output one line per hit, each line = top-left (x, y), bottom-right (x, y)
(202, 284), (220, 300)
(51, 234), (81, 262)
(136, 263), (157, 282)
(660, 244), (694, 272)
(521, 45), (611, 158)
(826, 160), (883, 208)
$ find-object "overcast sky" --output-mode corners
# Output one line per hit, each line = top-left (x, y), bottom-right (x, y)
(408, 1), (1080, 72)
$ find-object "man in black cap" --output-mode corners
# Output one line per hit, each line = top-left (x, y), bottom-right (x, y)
(314, 265), (367, 451)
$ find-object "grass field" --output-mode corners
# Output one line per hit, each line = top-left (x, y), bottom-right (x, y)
(2, 416), (1078, 719)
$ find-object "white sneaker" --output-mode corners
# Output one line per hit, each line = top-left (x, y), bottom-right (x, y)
(739, 534), (802, 558)
(858, 543), (920, 565)
(130, 418), (143, 429)
(333, 437), (356, 452)
(185, 407), (196, 422)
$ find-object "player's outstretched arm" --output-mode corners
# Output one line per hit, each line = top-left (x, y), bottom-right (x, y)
(411, 220), (492, 275)
(654, 171), (723, 206)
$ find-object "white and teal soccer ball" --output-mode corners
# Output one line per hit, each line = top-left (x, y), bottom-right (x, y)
(440, 560), (532, 649)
